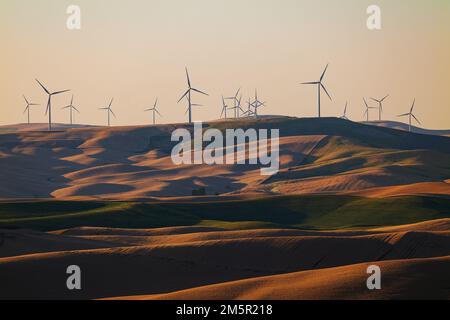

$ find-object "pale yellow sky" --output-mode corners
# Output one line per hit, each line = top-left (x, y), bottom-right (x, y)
(1, 0), (450, 128)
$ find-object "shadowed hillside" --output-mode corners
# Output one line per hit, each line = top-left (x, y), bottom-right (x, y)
(0, 117), (449, 200)
(1, 196), (450, 231)
(1, 118), (450, 300)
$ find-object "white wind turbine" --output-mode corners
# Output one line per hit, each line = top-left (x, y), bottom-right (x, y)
(61, 94), (80, 125)
(178, 68), (208, 124)
(371, 95), (389, 121)
(22, 95), (40, 124)
(340, 101), (349, 120)
(252, 89), (265, 118)
(398, 99), (421, 132)
(144, 98), (162, 125)
(301, 64), (332, 118)
(226, 88), (241, 118)
(35, 79), (70, 131)
(363, 98), (376, 122)
(220, 96), (228, 119)
(99, 98), (116, 127)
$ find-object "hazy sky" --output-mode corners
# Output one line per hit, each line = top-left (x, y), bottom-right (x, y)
(1, 0), (450, 128)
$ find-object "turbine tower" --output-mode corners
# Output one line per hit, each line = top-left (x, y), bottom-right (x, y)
(229, 95), (243, 118)
(363, 98), (376, 122)
(99, 98), (116, 127)
(226, 88), (241, 118)
(398, 99), (421, 132)
(178, 68), (208, 124)
(61, 95), (80, 125)
(252, 89), (265, 118)
(220, 96), (228, 119)
(340, 102), (349, 120)
(35, 79), (70, 131)
(301, 64), (332, 118)
(371, 95), (389, 121)
(22, 95), (39, 124)
(144, 98), (162, 125)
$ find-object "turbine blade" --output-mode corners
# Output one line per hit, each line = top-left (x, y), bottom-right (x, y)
(23, 107), (29, 114)
(381, 94), (390, 102)
(412, 114), (421, 125)
(363, 98), (369, 108)
(110, 109), (116, 118)
(191, 88), (208, 96)
(397, 113), (409, 117)
(301, 81), (319, 85)
(235, 88), (241, 98)
(70, 95), (74, 105)
(23, 95), (29, 104)
(411, 99), (416, 113)
(53, 89), (70, 95)
(154, 98), (158, 107)
(35, 79), (50, 94)
(321, 83), (332, 101)
(155, 109), (162, 117)
(178, 89), (190, 103)
(185, 67), (191, 88)
(320, 64), (329, 81)
(73, 106), (80, 113)
(109, 98), (114, 107)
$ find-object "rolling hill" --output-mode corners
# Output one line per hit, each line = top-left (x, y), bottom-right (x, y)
(363, 120), (450, 136)
(0, 117), (449, 200)
(1, 117), (450, 300)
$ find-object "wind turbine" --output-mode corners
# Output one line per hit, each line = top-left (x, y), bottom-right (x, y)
(178, 68), (208, 124)
(220, 96), (228, 119)
(363, 98), (376, 122)
(144, 98), (162, 125)
(301, 64), (332, 118)
(61, 95), (80, 125)
(398, 99), (421, 132)
(99, 98), (116, 127)
(226, 88), (241, 118)
(244, 98), (255, 117)
(240, 98), (254, 118)
(252, 89), (265, 118)
(371, 95), (389, 121)
(340, 102), (349, 120)
(229, 95), (244, 118)
(22, 95), (39, 124)
(35, 79), (70, 131)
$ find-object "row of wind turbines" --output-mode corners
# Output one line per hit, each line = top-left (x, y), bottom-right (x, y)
(23, 65), (421, 132)
(302, 64), (421, 132)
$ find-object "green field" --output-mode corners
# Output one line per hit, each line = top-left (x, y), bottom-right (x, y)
(1, 195), (449, 231)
